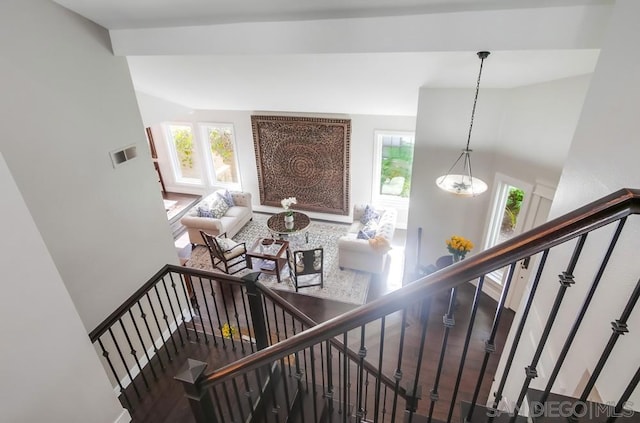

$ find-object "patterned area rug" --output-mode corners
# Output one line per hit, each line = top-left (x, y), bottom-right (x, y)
(185, 214), (371, 305)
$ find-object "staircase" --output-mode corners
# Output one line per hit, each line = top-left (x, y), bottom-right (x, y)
(90, 189), (640, 423)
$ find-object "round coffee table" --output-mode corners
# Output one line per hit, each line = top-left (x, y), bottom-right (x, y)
(267, 211), (310, 238)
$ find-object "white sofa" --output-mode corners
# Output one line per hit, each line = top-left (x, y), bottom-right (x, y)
(338, 205), (397, 274)
(180, 191), (253, 246)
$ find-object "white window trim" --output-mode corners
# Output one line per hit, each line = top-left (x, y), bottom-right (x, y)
(481, 172), (533, 286)
(163, 122), (204, 186)
(198, 122), (242, 190)
(371, 130), (415, 209)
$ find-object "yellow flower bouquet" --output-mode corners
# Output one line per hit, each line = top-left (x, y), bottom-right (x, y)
(221, 322), (236, 339)
(446, 235), (474, 261)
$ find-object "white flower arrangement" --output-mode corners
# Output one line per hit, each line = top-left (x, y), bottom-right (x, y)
(281, 197), (297, 216)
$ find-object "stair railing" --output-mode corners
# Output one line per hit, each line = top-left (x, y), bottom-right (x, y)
(178, 188), (640, 423)
(89, 265), (250, 411)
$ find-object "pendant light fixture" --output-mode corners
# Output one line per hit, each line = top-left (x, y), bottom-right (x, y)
(435, 51), (490, 197)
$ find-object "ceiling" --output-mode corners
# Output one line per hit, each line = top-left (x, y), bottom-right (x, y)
(54, 0), (611, 29)
(54, 0), (607, 115)
(127, 51), (599, 115)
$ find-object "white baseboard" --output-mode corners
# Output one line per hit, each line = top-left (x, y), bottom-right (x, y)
(114, 409), (131, 423)
(112, 307), (193, 396)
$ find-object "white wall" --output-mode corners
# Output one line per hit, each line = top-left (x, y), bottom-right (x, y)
(0, 0), (178, 331)
(139, 98), (416, 223)
(407, 75), (589, 274)
(495, 0), (640, 408)
(0, 153), (128, 423)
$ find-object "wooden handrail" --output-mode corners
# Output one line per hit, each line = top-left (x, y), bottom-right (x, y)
(258, 283), (409, 398)
(89, 264), (244, 342)
(197, 188), (640, 389)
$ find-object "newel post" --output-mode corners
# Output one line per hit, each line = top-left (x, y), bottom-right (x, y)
(242, 272), (270, 350)
(175, 359), (218, 423)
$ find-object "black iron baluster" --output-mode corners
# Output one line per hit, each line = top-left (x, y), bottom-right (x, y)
(266, 362), (281, 423)
(466, 262), (517, 423)
(212, 384), (227, 423)
(338, 348), (343, 416)
(254, 368), (269, 422)
(310, 345), (320, 422)
(364, 371), (370, 421)
(168, 272), (191, 341)
(160, 275), (185, 347)
(97, 338), (131, 409)
(343, 333), (349, 423)
(509, 234), (588, 423)
(145, 292), (173, 362)
(196, 277), (217, 346)
(118, 318), (150, 391)
(177, 273), (200, 342)
(216, 281), (237, 351)
(428, 288), (457, 423)
(374, 316), (386, 423)
(282, 309), (293, 375)
(382, 384), (388, 422)
(408, 297), (432, 423)
(137, 300), (165, 370)
(541, 218), (627, 405)
(302, 321), (310, 392)
(263, 296), (274, 347)
(153, 283), (179, 354)
(297, 359), (308, 423)
(280, 354), (292, 416)
(207, 278), (226, 347)
(391, 308), (408, 423)
(228, 284), (246, 353)
(232, 378), (246, 423)
(292, 321), (305, 406)
(240, 286), (255, 352)
(326, 340), (334, 413)
(356, 325), (367, 423)
(447, 276), (486, 423)
(241, 371), (254, 415)
(127, 308), (158, 381)
(221, 380), (237, 423)
(320, 342), (326, 396)
(108, 327), (141, 400)
(271, 301), (282, 344)
(572, 277), (640, 420)
(490, 250), (549, 419)
(606, 364), (640, 423)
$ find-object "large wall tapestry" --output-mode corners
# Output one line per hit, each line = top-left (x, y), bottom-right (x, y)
(251, 115), (351, 215)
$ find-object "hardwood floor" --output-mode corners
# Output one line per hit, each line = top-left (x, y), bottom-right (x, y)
(117, 278), (513, 422)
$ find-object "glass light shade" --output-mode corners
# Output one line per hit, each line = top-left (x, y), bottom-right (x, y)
(436, 174), (488, 197)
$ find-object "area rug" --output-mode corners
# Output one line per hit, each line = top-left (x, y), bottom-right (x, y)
(185, 214), (371, 305)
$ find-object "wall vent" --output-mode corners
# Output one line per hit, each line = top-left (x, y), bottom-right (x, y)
(110, 145), (138, 168)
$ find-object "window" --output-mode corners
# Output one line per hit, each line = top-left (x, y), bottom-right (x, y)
(373, 131), (415, 201)
(484, 174), (532, 283)
(164, 122), (241, 189)
(201, 124), (240, 185)
(166, 124), (202, 184)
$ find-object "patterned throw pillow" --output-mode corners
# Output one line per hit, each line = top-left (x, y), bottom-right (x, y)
(210, 198), (230, 218)
(216, 237), (237, 252)
(197, 207), (214, 218)
(357, 221), (378, 239)
(360, 205), (381, 225)
(216, 190), (235, 207)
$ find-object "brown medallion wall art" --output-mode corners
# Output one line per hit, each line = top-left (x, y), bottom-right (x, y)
(251, 115), (351, 215)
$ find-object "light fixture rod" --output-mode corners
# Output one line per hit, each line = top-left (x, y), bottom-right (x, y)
(465, 51), (490, 151)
